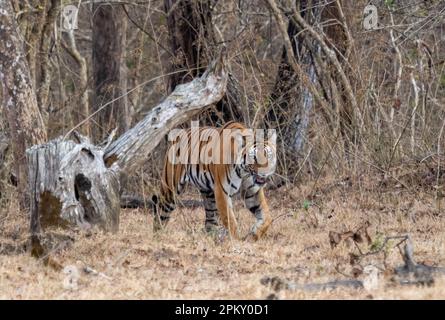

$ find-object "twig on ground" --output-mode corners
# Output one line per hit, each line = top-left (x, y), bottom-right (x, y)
(83, 266), (113, 281)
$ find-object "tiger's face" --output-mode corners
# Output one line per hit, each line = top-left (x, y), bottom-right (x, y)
(244, 144), (277, 186)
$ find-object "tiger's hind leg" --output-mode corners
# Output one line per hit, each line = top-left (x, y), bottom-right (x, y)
(151, 193), (176, 232)
(214, 186), (239, 239)
(152, 159), (187, 232)
(200, 190), (219, 233)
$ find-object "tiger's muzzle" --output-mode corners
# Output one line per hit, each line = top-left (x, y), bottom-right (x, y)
(253, 174), (268, 186)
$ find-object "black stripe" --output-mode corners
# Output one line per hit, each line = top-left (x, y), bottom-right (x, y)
(189, 166), (199, 186)
(201, 189), (213, 196)
(245, 193), (255, 199)
(162, 207), (173, 213)
(221, 183), (230, 195)
(235, 166), (242, 179)
(205, 171), (213, 183)
(249, 205), (260, 213)
(199, 171), (208, 190)
(205, 174), (212, 191)
(201, 172), (208, 185)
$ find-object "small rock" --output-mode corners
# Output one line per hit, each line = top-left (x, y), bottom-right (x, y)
(363, 265), (380, 291)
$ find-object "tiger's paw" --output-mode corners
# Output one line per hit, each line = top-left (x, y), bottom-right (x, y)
(246, 218), (272, 241)
(243, 224), (260, 241)
(243, 231), (259, 242)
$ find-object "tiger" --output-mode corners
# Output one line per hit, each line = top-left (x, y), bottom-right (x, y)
(151, 121), (277, 240)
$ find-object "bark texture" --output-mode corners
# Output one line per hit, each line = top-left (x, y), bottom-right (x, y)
(92, 4), (127, 141)
(265, 0), (319, 169)
(0, 1), (48, 205)
(164, 0), (244, 123)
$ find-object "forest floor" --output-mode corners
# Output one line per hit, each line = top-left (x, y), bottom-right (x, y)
(1, 168), (445, 299)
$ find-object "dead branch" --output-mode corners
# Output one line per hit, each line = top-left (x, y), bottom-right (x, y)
(61, 27), (90, 136)
(83, 266), (113, 281)
(392, 235), (445, 286)
(120, 195), (202, 209)
(261, 275), (363, 293)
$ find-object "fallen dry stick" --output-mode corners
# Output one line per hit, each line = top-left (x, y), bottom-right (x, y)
(120, 195), (202, 210)
(261, 276), (364, 292)
(83, 266), (113, 281)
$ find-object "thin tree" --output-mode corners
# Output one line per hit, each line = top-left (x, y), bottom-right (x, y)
(266, 0), (316, 155)
(0, 1), (48, 206)
(164, 0), (244, 123)
(92, 3), (128, 142)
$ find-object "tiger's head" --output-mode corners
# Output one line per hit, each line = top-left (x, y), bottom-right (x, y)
(242, 143), (277, 186)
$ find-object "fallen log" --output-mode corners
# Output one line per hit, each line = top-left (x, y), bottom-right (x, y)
(260, 276), (364, 292)
(26, 50), (228, 256)
(120, 195), (202, 209)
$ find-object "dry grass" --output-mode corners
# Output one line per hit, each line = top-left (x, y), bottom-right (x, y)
(1, 173), (445, 300)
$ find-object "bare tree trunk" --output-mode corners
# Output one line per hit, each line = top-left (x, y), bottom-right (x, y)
(23, 0), (50, 89)
(119, 16), (131, 132)
(15, 0), (59, 113)
(319, 0), (356, 161)
(164, 0), (244, 123)
(0, 1), (48, 206)
(36, 0), (59, 112)
(265, 0), (358, 168)
(92, 3), (127, 141)
(265, 0), (318, 171)
(265, 0), (331, 124)
(62, 28), (90, 136)
(164, 0), (213, 92)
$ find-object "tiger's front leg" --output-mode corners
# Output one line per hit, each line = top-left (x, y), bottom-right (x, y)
(242, 179), (272, 241)
(214, 186), (239, 239)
